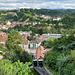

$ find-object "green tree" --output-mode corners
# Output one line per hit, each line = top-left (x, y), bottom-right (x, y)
(6, 30), (22, 50)
(7, 29), (22, 44)
(20, 51), (32, 63)
(5, 30), (32, 63)
(56, 54), (69, 75)
(44, 50), (58, 70)
(0, 59), (33, 75)
(62, 61), (75, 75)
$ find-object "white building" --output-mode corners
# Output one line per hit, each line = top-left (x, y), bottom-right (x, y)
(29, 39), (41, 49)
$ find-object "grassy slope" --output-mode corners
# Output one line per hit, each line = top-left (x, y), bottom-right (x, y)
(24, 13), (32, 17)
(46, 37), (55, 42)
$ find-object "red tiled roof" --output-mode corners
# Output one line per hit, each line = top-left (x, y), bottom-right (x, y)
(0, 25), (3, 28)
(45, 49), (51, 51)
(22, 35), (28, 45)
(19, 31), (28, 33)
(39, 35), (44, 40)
(30, 39), (41, 44)
(36, 46), (44, 59)
(0, 34), (8, 42)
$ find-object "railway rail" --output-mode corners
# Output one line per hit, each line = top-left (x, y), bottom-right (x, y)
(33, 59), (53, 75)
(34, 66), (53, 75)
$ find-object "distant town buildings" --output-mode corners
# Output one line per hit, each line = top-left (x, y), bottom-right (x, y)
(29, 39), (41, 49)
(6, 20), (11, 25)
(0, 20), (41, 30)
(0, 31), (8, 44)
(53, 17), (61, 21)
(40, 15), (51, 19)
(0, 18), (63, 60)
(0, 30), (62, 60)
(19, 35), (29, 51)
(19, 31), (32, 36)
(40, 15), (61, 20)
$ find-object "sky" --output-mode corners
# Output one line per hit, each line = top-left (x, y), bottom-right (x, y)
(0, 0), (75, 10)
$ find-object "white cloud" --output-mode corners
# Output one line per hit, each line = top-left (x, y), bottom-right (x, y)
(0, 0), (75, 10)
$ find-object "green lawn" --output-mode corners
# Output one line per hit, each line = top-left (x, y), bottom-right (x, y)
(46, 37), (55, 42)
(24, 13), (32, 17)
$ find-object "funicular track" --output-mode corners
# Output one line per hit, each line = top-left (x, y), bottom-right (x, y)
(33, 59), (53, 75)
(34, 66), (53, 75)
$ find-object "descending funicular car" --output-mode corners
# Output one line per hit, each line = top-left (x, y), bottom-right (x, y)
(33, 59), (37, 66)
(33, 58), (44, 67)
(38, 58), (43, 67)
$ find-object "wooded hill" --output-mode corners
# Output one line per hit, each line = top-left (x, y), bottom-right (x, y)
(0, 8), (75, 22)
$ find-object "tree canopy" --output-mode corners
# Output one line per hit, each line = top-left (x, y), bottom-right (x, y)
(0, 59), (33, 75)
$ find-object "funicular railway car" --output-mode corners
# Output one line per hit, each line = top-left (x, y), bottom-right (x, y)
(33, 59), (37, 66)
(38, 58), (43, 67)
(33, 58), (44, 67)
